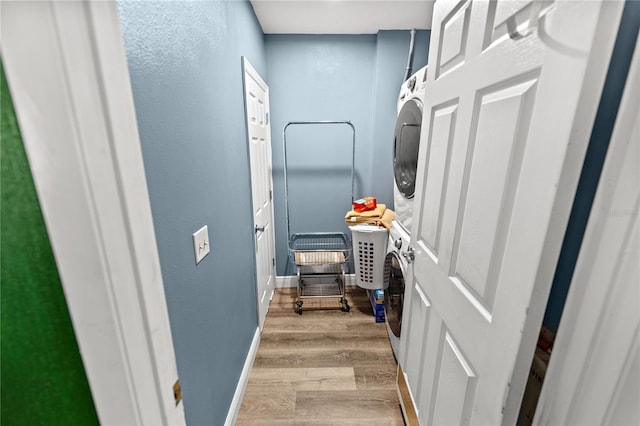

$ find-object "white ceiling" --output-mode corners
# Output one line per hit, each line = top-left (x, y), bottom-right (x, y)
(250, 1), (434, 34)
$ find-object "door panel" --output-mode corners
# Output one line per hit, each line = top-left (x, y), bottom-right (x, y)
(453, 77), (538, 314)
(430, 329), (478, 426)
(244, 59), (276, 330)
(402, 282), (432, 403)
(485, 1), (557, 49)
(436, 0), (472, 78)
(420, 102), (458, 256)
(404, 0), (622, 424)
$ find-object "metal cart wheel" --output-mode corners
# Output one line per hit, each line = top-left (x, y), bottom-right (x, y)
(340, 299), (350, 312)
(295, 300), (303, 315)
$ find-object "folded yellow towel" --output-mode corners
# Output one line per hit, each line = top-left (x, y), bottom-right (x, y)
(345, 204), (396, 231)
(378, 208), (395, 231)
(345, 208), (395, 231)
(345, 203), (386, 220)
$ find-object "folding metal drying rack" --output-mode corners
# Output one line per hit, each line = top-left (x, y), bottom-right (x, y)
(283, 121), (355, 314)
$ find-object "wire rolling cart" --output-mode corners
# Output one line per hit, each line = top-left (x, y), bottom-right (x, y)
(283, 121), (355, 314)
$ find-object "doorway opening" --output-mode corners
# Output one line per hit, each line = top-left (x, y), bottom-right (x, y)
(516, 3), (639, 423)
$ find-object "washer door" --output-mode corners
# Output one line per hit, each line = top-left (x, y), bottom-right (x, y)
(393, 98), (423, 199)
(384, 252), (405, 338)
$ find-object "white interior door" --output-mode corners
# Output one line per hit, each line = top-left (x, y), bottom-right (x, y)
(401, 1), (624, 424)
(243, 58), (276, 330)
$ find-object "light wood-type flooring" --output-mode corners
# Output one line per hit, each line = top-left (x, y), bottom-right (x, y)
(237, 286), (405, 425)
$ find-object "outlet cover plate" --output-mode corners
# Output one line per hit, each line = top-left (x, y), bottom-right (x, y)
(192, 225), (210, 264)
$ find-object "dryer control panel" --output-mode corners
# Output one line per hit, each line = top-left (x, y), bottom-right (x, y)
(397, 65), (428, 112)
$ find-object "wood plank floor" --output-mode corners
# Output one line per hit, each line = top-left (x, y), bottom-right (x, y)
(237, 286), (404, 425)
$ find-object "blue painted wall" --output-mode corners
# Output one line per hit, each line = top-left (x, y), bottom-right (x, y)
(267, 35), (376, 275)
(117, 1), (265, 424)
(267, 31), (429, 275)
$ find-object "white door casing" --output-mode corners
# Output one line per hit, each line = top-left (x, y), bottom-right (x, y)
(1, 1), (185, 424)
(400, 1), (623, 425)
(243, 58), (276, 330)
(534, 31), (640, 426)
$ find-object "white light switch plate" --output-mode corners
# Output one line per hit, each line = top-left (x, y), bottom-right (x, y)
(192, 225), (210, 264)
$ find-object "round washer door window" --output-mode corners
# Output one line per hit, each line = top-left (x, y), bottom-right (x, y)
(393, 98), (423, 199)
(384, 252), (405, 338)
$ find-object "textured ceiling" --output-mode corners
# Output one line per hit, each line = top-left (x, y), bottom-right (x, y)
(250, 1), (434, 34)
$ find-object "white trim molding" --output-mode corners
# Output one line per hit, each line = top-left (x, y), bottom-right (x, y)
(1, 2), (185, 425)
(276, 275), (300, 288)
(534, 31), (640, 426)
(225, 327), (261, 426)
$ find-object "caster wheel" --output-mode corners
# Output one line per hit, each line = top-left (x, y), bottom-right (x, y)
(295, 301), (303, 315)
(341, 300), (350, 312)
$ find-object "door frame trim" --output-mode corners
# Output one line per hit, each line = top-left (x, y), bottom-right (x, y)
(502, 2), (626, 421)
(534, 25), (639, 426)
(1, 2), (184, 424)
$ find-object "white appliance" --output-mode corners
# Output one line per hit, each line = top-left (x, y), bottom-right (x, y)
(393, 65), (427, 233)
(383, 219), (411, 360)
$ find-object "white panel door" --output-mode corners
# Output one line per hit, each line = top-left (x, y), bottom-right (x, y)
(243, 58), (276, 330)
(403, 0), (624, 424)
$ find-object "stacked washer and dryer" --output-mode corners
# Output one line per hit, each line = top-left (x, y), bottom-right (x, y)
(383, 65), (427, 360)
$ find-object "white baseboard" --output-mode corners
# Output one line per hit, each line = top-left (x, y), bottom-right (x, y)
(276, 275), (298, 288)
(276, 274), (356, 288)
(225, 326), (261, 426)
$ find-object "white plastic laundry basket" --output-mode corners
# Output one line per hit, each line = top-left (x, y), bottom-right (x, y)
(350, 224), (389, 290)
